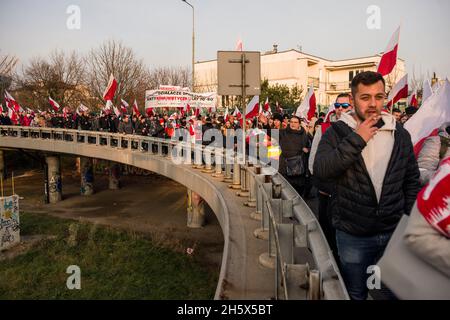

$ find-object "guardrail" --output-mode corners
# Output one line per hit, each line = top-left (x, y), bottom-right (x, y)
(0, 125), (349, 300)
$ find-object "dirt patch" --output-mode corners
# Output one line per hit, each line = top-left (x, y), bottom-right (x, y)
(1, 168), (224, 274)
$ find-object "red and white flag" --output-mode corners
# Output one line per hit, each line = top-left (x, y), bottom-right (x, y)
(76, 103), (89, 115)
(120, 99), (129, 114)
(245, 95), (260, 119)
(377, 26), (400, 76)
(194, 107), (200, 118)
(103, 74), (118, 101)
(4, 91), (22, 113)
(145, 106), (154, 117)
(387, 74), (408, 107)
(224, 106), (230, 123)
(235, 37), (243, 51)
(233, 106), (242, 119)
(263, 97), (271, 113)
(422, 79), (433, 104)
(408, 90), (418, 108)
(48, 96), (61, 112)
(404, 79), (450, 157)
(295, 85), (316, 121)
(8, 107), (18, 124)
(132, 99), (140, 116)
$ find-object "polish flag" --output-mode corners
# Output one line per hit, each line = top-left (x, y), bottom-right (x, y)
(103, 100), (113, 115)
(422, 79), (433, 104)
(120, 99), (129, 114)
(113, 105), (121, 117)
(103, 74), (118, 101)
(235, 38), (243, 51)
(416, 156), (450, 238)
(245, 95), (260, 119)
(404, 79), (450, 157)
(387, 74), (408, 107)
(76, 103), (89, 115)
(132, 99), (140, 116)
(224, 106), (230, 122)
(4, 91), (22, 113)
(145, 106), (154, 117)
(295, 85), (316, 121)
(263, 97), (271, 113)
(8, 107), (18, 124)
(48, 96), (61, 112)
(377, 26), (401, 76)
(233, 106), (242, 119)
(194, 107), (200, 118)
(408, 90), (418, 108)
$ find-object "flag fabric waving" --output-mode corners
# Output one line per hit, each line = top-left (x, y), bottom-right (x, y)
(404, 79), (450, 157)
(245, 95), (260, 119)
(103, 74), (118, 101)
(387, 74), (408, 107)
(377, 26), (401, 76)
(408, 90), (418, 108)
(132, 99), (140, 116)
(48, 96), (61, 112)
(422, 79), (433, 104)
(4, 91), (22, 113)
(295, 85), (316, 121)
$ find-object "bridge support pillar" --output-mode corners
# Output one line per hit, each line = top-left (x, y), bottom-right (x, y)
(0, 150), (4, 179)
(187, 189), (206, 228)
(109, 163), (121, 190)
(46, 155), (62, 203)
(80, 157), (94, 196)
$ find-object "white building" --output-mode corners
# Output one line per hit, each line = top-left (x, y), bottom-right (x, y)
(195, 46), (406, 107)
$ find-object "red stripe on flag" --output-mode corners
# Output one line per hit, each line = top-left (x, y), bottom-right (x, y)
(377, 44), (398, 76)
(414, 128), (439, 158)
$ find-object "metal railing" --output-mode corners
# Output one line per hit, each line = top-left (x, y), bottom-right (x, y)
(0, 125), (349, 300)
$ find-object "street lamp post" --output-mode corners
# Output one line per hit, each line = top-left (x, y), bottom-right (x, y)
(182, 0), (195, 92)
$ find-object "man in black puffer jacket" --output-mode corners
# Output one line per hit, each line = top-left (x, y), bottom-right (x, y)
(314, 71), (420, 300)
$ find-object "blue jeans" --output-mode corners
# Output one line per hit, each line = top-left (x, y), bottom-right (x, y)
(336, 229), (393, 300)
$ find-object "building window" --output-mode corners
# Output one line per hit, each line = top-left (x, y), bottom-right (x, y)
(349, 71), (354, 82)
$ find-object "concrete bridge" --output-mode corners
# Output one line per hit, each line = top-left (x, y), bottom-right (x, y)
(0, 125), (349, 300)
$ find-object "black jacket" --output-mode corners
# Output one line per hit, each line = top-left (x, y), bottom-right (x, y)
(278, 126), (310, 176)
(314, 121), (421, 236)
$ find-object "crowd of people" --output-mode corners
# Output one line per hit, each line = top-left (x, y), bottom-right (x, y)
(1, 71), (449, 300)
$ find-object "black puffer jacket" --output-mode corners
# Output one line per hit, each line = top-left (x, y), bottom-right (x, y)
(314, 121), (421, 236)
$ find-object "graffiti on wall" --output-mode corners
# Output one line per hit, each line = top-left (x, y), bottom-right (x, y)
(0, 195), (20, 250)
(93, 160), (154, 176)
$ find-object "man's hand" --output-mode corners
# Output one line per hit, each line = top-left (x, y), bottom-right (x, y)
(356, 115), (379, 143)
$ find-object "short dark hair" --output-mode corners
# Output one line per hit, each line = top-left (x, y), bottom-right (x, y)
(336, 93), (350, 100)
(351, 71), (385, 96)
(392, 108), (401, 114)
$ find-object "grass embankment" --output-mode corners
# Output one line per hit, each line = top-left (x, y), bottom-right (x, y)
(0, 212), (217, 299)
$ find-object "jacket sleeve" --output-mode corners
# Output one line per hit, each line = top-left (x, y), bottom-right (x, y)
(402, 130), (421, 215)
(417, 136), (441, 185)
(404, 203), (450, 277)
(314, 127), (367, 180)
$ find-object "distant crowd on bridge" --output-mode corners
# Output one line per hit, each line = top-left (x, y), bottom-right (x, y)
(1, 71), (450, 299)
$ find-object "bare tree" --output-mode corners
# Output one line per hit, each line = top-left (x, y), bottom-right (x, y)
(14, 50), (86, 110)
(0, 52), (18, 99)
(147, 66), (191, 90)
(86, 39), (149, 109)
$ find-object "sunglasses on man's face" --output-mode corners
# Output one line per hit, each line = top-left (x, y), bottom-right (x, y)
(334, 103), (351, 109)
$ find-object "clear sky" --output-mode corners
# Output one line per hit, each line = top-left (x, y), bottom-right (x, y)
(1, 0), (449, 82)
